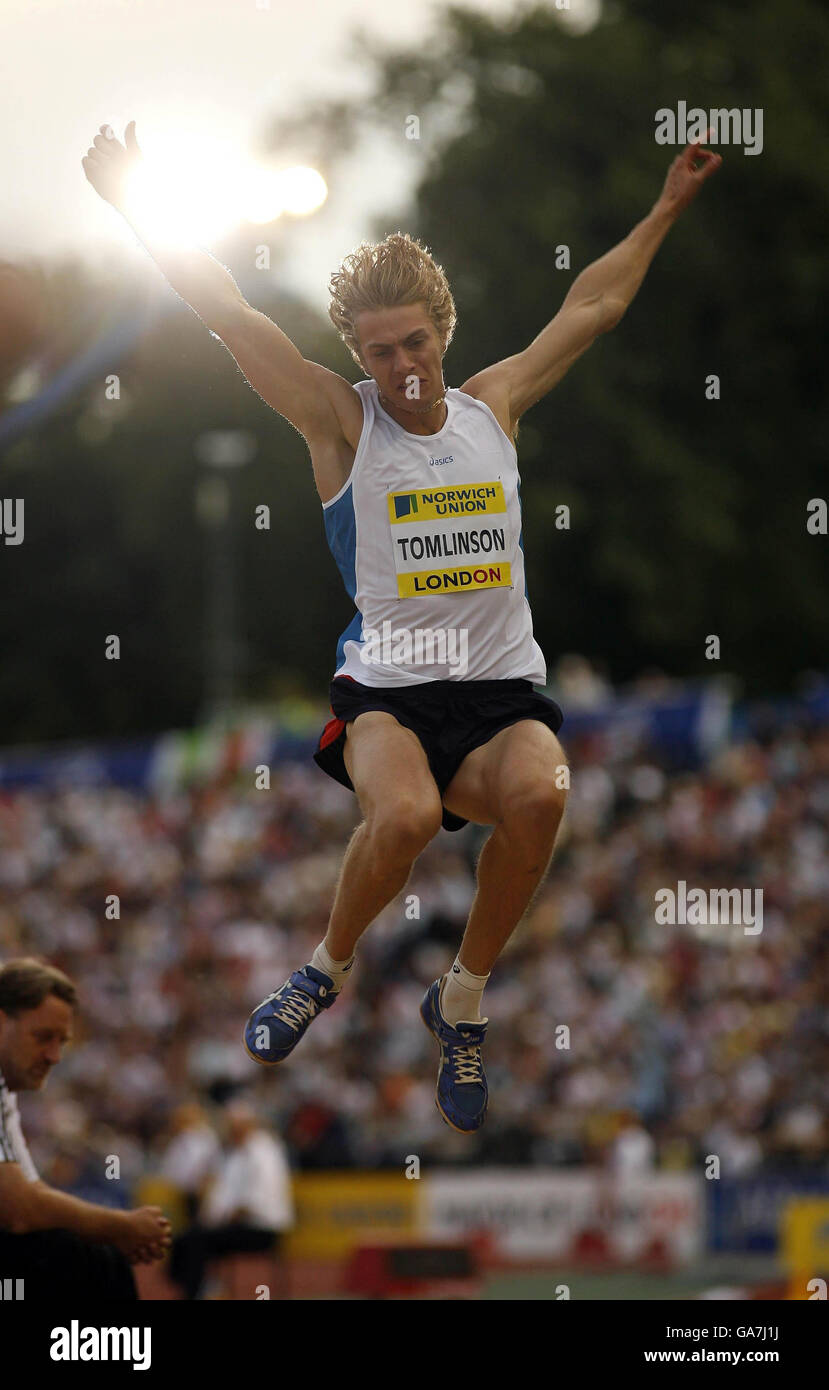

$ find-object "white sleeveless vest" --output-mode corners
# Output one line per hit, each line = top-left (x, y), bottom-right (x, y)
(321, 378), (547, 685)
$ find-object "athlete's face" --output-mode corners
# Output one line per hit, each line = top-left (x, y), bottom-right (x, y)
(0, 995), (74, 1092)
(355, 303), (444, 405)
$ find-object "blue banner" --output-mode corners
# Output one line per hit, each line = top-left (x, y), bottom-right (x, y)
(0, 676), (826, 792)
(708, 1175), (829, 1253)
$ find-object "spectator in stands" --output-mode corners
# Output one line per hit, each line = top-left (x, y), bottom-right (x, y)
(158, 1101), (221, 1222)
(608, 1111), (656, 1177)
(0, 957), (171, 1300)
(168, 1098), (294, 1299)
(1, 705), (827, 1179)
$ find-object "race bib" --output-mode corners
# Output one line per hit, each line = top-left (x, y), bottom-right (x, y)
(387, 481), (513, 597)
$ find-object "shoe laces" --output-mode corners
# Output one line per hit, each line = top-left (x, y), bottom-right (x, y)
(452, 1036), (484, 1084)
(272, 983), (320, 1034)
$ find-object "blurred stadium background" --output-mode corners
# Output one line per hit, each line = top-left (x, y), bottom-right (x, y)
(1, 0), (827, 1299)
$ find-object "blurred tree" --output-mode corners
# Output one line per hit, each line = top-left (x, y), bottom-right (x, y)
(0, 254), (346, 740)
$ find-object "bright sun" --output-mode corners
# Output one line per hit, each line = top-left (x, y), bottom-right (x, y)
(122, 139), (327, 245)
(242, 165), (328, 223)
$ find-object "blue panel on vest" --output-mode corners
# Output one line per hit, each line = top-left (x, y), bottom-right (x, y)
(323, 483), (364, 670)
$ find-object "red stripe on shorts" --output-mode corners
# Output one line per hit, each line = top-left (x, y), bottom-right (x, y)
(318, 715), (346, 751)
(318, 675), (360, 749)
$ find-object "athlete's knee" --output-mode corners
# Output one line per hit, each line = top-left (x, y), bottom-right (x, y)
(366, 796), (443, 863)
(499, 779), (567, 838)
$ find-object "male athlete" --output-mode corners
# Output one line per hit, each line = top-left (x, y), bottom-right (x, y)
(83, 121), (720, 1133)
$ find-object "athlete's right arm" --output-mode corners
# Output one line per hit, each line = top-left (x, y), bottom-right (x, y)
(82, 122), (362, 496)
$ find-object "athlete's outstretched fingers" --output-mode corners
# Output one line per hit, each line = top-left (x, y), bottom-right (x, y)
(697, 150), (722, 180)
(686, 136), (721, 177)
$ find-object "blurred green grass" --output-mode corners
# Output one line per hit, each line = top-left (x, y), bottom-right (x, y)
(482, 1255), (786, 1300)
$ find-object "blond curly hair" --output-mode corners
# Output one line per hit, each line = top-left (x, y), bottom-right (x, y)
(328, 231), (457, 370)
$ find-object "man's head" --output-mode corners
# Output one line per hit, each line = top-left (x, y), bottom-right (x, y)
(169, 1101), (209, 1134)
(328, 232), (457, 408)
(0, 958), (76, 1093)
(223, 1099), (259, 1147)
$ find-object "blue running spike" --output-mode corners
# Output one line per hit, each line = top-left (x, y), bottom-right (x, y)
(243, 965), (339, 1066)
(420, 977), (489, 1133)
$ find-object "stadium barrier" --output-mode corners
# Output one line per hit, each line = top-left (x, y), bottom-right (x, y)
(780, 1197), (829, 1301)
(283, 1172), (418, 1260)
(133, 1172), (829, 1297)
(708, 1174), (829, 1254)
(415, 1170), (702, 1268)
(140, 1170), (702, 1270)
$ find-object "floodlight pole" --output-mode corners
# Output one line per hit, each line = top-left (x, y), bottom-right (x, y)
(195, 429), (257, 726)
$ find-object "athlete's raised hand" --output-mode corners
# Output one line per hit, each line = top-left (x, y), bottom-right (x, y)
(657, 133), (722, 220)
(81, 121), (143, 211)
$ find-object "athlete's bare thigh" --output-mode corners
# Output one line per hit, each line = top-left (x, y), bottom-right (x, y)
(343, 711), (443, 827)
(442, 719), (568, 826)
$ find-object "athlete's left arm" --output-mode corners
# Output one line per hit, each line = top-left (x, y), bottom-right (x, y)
(462, 138), (722, 432)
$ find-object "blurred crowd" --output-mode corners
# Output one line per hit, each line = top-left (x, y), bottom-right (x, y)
(0, 707), (827, 1198)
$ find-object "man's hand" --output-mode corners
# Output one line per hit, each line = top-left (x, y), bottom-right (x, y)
(81, 121), (142, 212)
(113, 1205), (172, 1264)
(657, 134), (722, 220)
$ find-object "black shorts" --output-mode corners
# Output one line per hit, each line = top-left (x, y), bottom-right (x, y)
(313, 675), (564, 832)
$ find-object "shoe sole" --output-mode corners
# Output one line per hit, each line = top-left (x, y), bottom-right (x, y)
(242, 1025), (292, 1068)
(420, 1002), (486, 1136)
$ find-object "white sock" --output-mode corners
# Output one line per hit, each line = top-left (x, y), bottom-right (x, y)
(310, 940), (356, 992)
(439, 955), (490, 1025)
